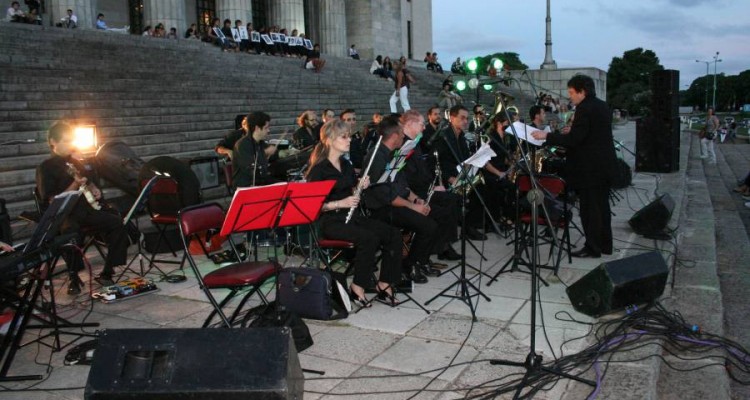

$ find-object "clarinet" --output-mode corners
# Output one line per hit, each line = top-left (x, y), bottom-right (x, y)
(425, 150), (442, 203)
(345, 136), (382, 224)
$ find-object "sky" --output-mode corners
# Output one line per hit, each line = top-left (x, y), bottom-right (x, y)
(432, 0), (749, 91)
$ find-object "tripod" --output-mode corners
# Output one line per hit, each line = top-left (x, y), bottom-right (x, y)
(482, 90), (596, 399)
(425, 164), (490, 321)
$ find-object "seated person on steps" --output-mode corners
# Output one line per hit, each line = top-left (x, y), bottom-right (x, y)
(36, 122), (130, 294)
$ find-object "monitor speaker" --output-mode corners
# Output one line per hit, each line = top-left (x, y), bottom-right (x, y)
(566, 251), (668, 317)
(628, 193), (675, 236)
(85, 328), (304, 400)
(189, 156), (221, 190)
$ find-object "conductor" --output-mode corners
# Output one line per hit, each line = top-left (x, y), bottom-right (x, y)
(531, 75), (617, 258)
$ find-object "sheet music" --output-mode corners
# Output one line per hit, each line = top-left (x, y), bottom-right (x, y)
(505, 121), (547, 146)
(462, 142), (496, 169)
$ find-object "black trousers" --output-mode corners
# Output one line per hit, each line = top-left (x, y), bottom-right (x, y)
(62, 201), (129, 277)
(577, 186), (612, 255)
(319, 212), (402, 287)
(370, 206), (438, 267)
(428, 191), (460, 247)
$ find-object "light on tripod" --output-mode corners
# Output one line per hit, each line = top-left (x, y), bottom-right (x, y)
(468, 77), (479, 89)
(491, 58), (503, 70)
(466, 59), (478, 73)
(72, 124), (97, 153)
(456, 80), (467, 91)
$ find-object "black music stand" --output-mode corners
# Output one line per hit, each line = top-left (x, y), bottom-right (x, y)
(424, 163), (491, 321)
(0, 192), (98, 382)
(117, 175), (164, 281)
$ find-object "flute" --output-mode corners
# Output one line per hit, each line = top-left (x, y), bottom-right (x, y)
(345, 135), (382, 224)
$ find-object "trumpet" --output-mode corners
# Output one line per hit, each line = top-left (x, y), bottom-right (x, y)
(345, 135), (382, 224)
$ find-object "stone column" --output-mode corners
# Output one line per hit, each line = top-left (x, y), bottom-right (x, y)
(303, 0), (320, 43)
(540, 0), (557, 70)
(269, 0), (304, 32)
(318, 0), (346, 57)
(143, 0), (187, 34)
(48, 0), (96, 30)
(217, 0), (253, 26)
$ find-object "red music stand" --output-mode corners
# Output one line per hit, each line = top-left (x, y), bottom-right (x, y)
(221, 180), (335, 242)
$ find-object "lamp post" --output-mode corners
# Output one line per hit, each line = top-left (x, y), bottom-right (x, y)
(695, 59), (709, 111)
(712, 51), (722, 110)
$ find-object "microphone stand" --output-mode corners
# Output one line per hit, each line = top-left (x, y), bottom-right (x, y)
(483, 92), (595, 399)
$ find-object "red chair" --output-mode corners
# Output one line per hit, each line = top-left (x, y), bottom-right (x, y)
(178, 202), (280, 327)
(516, 174), (572, 273)
(143, 177), (186, 274)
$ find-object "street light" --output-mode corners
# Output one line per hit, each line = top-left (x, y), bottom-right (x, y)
(695, 59), (709, 111)
(712, 51), (722, 110)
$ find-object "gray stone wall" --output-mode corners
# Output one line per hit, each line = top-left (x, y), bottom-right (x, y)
(96, 0), (129, 30)
(345, 0), (374, 59)
(370, 0), (402, 59)
(509, 67), (608, 102)
(401, 0), (431, 62)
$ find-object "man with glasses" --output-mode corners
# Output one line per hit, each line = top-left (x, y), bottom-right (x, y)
(340, 109), (364, 171)
(362, 116), (440, 284)
(293, 110), (320, 149)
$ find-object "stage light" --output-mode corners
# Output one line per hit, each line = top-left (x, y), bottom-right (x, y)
(491, 58), (503, 70)
(73, 125), (97, 152)
(468, 77), (479, 89)
(456, 80), (467, 91)
(467, 59), (478, 73)
(483, 84), (493, 91)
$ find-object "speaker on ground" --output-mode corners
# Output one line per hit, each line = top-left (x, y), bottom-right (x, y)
(85, 328), (304, 400)
(566, 251), (668, 317)
(628, 193), (675, 237)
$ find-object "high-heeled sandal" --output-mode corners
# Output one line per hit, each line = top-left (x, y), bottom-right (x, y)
(375, 286), (402, 307)
(349, 289), (372, 309)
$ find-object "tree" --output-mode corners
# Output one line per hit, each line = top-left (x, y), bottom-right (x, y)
(474, 52), (528, 72)
(607, 48), (663, 115)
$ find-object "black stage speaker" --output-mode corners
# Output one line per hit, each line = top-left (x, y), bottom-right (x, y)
(636, 70), (680, 173)
(566, 251), (668, 317)
(139, 156), (202, 207)
(628, 193), (675, 236)
(189, 156), (221, 190)
(85, 328), (304, 400)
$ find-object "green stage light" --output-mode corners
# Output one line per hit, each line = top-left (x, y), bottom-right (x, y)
(468, 78), (479, 89)
(491, 58), (503, 70)
(456, 80), (467, 91)
(483, 84), (493, 91)
(467, 59), (478, 72)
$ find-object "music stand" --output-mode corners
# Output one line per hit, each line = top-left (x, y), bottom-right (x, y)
(117, 175), (165, 281)
(0, 192), (98, 382)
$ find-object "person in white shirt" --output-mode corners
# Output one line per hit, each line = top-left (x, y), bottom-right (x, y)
(349, 44), (360, 60)
(63, 8), (77, 28)
(6, 1), (24, 22)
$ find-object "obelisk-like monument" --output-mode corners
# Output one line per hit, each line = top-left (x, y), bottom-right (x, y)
(540, 0), (557, 70)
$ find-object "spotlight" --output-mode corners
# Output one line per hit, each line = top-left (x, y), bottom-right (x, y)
(483, 84), (493, 91)
(468, 77), (479, 89)
(467, 58), (478, 73)
(456, 80), (467, 91)
(72, 125), (97, 153)
(491, 58), (503, 70)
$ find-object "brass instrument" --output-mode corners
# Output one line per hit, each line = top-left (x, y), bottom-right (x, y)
(425, 150), (442, 203)
(506, 142), (523, 184)
(345, 136), (382, 224)
(449, 167), (484, 197)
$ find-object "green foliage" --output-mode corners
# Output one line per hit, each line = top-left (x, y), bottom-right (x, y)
(607, 48), (663, 116)
(684, 69), (750, 111)
(474, 52), (528, 72)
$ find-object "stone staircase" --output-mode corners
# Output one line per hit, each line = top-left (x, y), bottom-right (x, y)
(0, 22), (532, 241)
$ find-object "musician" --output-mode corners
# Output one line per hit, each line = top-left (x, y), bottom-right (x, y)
(232, 111), (280, 188)
(468, 104), (487, 134)
(486, 113), (519, 221)
(360, 112), (382, 156)
(293, 110), (319, 149)
(529, 105), (547, 130)
(215, 115), (247, 159)
(400, 110), (461, 261)
(532, 75), (618, 258)
(420, 106), (442, 154)
(305, 120), (402, 307)
(433, 104), (487, 240)
(362, 116), (441, 283)
(340, 109), (364, 170)
(36, 122), (129, 294)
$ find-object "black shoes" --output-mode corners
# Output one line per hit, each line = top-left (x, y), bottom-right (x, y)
(407, 265), (428, 284)
(375, 287), (402, 307)
(95, 274), (115, 287)
(570, 248), (601, 258)
(349, 288), (372, 309)
(438, 245), (461, 261)
(465, 227), (488, 241)
(418, 262), (441, 277)
(67, 274), (83, 295)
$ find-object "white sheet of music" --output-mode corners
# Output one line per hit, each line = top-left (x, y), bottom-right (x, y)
(462, 142), (496, 170)
(505, 122), (547, 146)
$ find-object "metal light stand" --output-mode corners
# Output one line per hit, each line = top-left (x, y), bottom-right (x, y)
(482, 89), (596, 399)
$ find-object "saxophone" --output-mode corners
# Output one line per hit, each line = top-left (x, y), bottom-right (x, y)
(425, 150), (442, 203)
(506, 142), (523, 184)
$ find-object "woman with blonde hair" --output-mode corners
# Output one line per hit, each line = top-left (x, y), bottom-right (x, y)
(305, 120), (403, 307)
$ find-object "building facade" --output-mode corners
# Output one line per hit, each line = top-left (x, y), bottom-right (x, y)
(41, 0), (432, 61)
